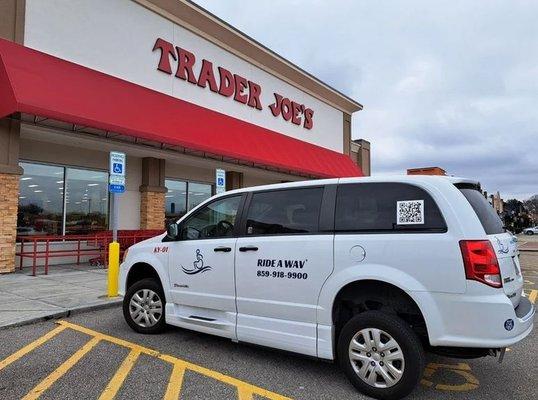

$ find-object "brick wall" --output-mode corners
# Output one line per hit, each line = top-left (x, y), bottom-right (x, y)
(140, 191), (165, 230)
(407, 167), (446, 176)
(0, 173), (19, 273)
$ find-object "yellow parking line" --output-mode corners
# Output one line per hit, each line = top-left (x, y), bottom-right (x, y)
(159, 353), (291, 400)
(22, 336), (101, 400)
(163, 362), (187, 400)
(99, 348), (141, 400)
(529, 290), (537, 304)
(57, 320), (292, 400)
(57, 321), (161, 357)
(0, 325), (67, 372)
(237, 386), (254, 400)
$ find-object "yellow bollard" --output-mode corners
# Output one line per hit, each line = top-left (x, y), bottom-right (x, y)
(108, 241), (120, 297)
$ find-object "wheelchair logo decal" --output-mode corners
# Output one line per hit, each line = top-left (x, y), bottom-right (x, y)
(182, 249), (212, 275)
(496, 237), (509, 254)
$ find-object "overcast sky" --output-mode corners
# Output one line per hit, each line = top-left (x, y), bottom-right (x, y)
(195, 0), (537, 200)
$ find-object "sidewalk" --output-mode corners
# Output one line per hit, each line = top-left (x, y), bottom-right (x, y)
(0, 264), (121, 329)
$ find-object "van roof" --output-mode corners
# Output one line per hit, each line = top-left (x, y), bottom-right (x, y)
(221, 175), (480, 196)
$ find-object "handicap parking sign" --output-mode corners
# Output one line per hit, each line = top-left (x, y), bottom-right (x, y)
(109, 151), (126, 194)
(216, 169), (226, 194)
(109, 151), (126, 176)
(112, 163), (123, 174)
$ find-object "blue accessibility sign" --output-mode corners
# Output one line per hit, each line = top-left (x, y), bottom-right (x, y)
(215, 169), (226, 194)
(109, 151), (126, 177)
(109, 184), (125, 194)
(112, 163), (123, 174)
(109, 151), (126, 194)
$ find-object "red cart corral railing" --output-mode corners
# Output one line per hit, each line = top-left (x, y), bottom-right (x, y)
(16, 230), (163, 276)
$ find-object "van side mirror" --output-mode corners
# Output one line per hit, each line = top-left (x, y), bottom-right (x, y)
(166, 223), (179, 240)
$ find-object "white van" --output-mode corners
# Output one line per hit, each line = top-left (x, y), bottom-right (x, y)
(120, 176), (534, 399)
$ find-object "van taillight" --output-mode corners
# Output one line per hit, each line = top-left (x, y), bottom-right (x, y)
(459, 240), (502, 288)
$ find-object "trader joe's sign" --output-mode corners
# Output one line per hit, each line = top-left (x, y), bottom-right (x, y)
(153, 38), (314, 130)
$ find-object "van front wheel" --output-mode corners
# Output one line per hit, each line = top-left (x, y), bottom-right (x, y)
(338, 311), (425, 400)
(123, 278), (166, 334)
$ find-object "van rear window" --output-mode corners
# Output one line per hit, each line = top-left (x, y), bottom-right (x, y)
(335, 183), (447, 233)
(457, 186), (504, 235)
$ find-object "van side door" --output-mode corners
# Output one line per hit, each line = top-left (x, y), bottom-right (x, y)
(234, 186), (335, 356)
(166, 194), (245, 339)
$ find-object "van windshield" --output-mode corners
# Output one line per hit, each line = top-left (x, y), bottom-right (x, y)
(456, 185), (504, 235)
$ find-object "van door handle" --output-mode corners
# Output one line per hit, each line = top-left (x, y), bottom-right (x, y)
(214, 246), (232, 252)
(239, 246), (258, 252)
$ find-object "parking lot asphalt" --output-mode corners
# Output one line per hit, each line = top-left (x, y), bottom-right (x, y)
(0, 254), (536, 400)
(518, 232), (538, 251)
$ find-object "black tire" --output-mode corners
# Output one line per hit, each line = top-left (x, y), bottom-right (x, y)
(338, 311), (425, 400)
(123, 278), (166, 334)
(526, 231), (534, 235)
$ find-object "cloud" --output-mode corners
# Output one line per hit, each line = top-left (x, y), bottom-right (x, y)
(194, 0), (538, 200)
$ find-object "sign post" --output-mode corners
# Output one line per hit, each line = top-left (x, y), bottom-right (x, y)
(216, 168), (226, 194)
(108, 151), (126, 297)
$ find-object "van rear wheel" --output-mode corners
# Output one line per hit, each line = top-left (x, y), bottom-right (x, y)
(338, 311), (425, 400)
(123, 278), (166, 334)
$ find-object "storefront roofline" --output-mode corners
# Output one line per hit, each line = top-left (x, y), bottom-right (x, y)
(0, 39), (362, 179)
(20, 120), (310, 183)
(136, 0), (363, 114)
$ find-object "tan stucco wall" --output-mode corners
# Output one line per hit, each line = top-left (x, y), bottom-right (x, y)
(0, 0), (25, 43)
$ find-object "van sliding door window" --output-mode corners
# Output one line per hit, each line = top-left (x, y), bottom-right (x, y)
(245, 188), (324, 235)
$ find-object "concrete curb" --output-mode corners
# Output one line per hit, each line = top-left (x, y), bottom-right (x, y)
(0, 297), (122, 331)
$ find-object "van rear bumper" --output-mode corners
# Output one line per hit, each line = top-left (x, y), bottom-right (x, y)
(413, 289), (535, 348)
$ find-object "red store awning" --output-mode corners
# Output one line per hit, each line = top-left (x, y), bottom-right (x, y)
(0, 39), (362, 178)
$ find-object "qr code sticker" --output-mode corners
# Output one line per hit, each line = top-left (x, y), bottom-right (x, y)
(396, 200), (425, 225)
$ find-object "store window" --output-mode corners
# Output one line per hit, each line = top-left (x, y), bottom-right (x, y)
(18, 162), (64, 236)
(65, 168), (109, 235)
(17, 162), (109, 238)
(188, 182), (213, 210)
(165, 180), (187, 222)
(165, 179), (213, 224)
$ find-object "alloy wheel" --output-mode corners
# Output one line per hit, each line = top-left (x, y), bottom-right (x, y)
(348, 328), (405, 388)
(129, 289), (163, 328)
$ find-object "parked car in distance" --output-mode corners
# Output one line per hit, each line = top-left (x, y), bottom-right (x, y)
(119, 175), (534, 400)
(523, 226), (538, 235)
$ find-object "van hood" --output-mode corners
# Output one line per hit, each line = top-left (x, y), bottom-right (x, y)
(132, 233), (167, 248)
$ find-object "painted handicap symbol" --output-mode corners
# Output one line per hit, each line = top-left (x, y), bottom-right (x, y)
(421, 362), (479, 392)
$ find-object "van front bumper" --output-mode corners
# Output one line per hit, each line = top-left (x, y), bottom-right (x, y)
(118, 262), (128, 297)
(414, 289), (534, 348)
